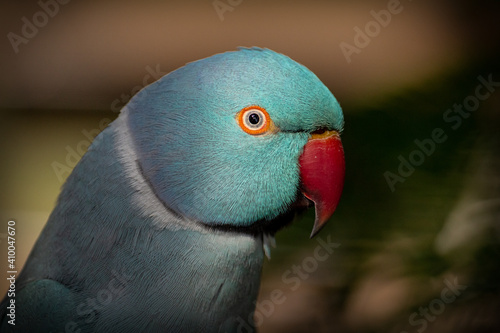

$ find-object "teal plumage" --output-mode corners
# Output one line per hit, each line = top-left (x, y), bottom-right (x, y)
(0, 47), (344, 332)
(128, 48), (343, 226)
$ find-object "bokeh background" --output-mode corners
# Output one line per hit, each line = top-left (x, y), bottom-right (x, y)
(1, 0), (499, 332)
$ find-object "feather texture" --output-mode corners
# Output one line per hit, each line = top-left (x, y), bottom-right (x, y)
(0, 48), (343, 332)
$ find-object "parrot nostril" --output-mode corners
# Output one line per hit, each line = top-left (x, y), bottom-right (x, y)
(312, 128), (326, 135)
(310, 128), (340, 140)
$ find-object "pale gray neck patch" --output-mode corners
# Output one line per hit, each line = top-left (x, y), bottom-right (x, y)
(112, 109), (209, 234)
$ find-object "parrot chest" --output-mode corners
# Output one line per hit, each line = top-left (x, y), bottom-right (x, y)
(88, 229), (264, 332)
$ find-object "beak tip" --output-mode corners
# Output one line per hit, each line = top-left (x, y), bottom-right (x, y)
(309, 228), (319, 239)
(309, 212), (329, 238)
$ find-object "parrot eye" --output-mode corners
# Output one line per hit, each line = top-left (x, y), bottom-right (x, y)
(237, 105), (272, 135)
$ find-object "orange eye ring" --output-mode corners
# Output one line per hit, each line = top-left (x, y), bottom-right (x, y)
(237, 105), (272, 135)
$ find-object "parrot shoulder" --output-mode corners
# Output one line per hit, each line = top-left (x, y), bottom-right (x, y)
(1, 279), (77, 332)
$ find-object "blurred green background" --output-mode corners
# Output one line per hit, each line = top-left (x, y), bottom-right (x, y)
(1, 0), (499, 332)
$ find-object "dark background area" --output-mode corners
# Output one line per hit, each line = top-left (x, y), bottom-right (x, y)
(1, 0), (499, 332)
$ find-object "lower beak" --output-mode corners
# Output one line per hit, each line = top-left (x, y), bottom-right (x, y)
(298, 130), (345, 238)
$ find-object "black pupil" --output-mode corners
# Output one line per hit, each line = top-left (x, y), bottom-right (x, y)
(248, 113), (261, 125)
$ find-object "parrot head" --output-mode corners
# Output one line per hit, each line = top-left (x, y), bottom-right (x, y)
(126, 47), (344, 237)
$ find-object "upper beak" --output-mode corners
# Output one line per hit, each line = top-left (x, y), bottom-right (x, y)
(298, 130), (345, 238)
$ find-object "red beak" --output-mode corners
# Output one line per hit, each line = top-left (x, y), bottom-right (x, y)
(298, 130), (345, 238)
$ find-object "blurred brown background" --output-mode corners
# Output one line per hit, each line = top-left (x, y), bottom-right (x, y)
(1, 0), (499, 332)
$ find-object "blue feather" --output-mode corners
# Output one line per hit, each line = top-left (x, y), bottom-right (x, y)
(0, 48), (343, 332)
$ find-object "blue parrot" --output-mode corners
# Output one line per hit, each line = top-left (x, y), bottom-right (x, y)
(1, 47), (345, 332)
